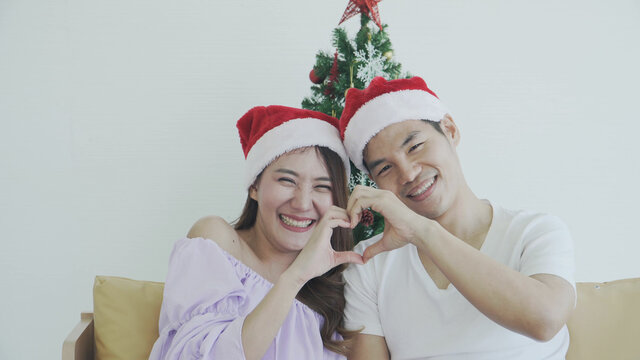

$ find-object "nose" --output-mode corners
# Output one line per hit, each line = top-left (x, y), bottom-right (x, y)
(398, 158), (421, 185)
(290, 187), (313, 211)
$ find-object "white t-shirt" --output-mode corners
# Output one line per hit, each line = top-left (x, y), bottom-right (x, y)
(343, 203), (576, 360)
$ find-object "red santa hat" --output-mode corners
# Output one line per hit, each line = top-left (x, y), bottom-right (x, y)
(237, 105), (350, 189)
(339, 76), (449, 173)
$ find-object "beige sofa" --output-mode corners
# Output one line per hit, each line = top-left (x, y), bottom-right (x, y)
(62, 276), (640, 360)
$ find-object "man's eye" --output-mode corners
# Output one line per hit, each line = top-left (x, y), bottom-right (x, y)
(377, 164), (391, 176)
(409, 142), (424, 153)
(278, 177), (295, 184)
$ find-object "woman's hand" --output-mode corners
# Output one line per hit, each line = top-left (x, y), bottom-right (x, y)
(242, 206), (361, 360)
(287, 206), (364, 284)
(346, 185), (434, 262)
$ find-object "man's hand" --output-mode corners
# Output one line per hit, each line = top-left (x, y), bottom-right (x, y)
(346, 185), (434, 262)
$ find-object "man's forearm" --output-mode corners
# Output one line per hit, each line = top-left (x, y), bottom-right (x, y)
(413, 221), (575, 341)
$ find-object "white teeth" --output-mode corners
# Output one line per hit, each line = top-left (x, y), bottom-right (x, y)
(280, 215), (313, 228)
(410, 177), (435, 197)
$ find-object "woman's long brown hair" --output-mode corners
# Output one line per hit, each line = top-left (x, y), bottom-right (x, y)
(234, 146), (358, 356)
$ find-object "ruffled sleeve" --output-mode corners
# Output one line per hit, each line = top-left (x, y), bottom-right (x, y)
(148, 237), (247, 360)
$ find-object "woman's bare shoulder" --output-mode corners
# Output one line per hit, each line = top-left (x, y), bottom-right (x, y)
(187, 215), (242, 255)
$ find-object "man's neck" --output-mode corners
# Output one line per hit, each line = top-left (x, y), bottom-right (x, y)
(434, 186), (493, 247)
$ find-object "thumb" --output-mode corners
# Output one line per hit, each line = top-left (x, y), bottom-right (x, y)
(362, 237), (391, 263)
(334, 251), (365, 266)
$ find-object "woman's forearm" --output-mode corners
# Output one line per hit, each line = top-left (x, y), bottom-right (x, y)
(241, 270), (306, 360)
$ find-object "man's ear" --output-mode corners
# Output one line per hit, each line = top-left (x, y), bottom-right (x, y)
(440, 114), (460, 147)
(362, 147), (374, 182)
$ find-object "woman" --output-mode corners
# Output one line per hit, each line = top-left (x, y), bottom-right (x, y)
(148, 105), (364, 360)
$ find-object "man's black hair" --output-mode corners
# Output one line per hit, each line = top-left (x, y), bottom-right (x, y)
(422, 119), (444, 135)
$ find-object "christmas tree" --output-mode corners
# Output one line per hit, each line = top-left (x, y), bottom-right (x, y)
(301, 0), (409, 243)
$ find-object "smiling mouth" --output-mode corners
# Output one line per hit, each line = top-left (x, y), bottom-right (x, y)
(279, 214), (315, 228)
(407, 176), (437, 198)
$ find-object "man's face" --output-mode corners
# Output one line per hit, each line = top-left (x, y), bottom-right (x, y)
(364, 117), (463, 219)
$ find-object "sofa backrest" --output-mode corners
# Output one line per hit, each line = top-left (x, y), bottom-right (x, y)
(91, 276), (640, 360)
(566, 278), (640, 360)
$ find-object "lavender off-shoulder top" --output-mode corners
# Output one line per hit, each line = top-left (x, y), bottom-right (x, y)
(148, 237), (346, 360)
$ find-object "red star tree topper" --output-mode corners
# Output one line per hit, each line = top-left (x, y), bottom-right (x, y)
(339, 0), (383, 31)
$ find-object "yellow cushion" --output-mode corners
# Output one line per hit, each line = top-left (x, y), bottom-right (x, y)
(90, 276), (640, 359)
(566, 278), (640, 360)
(93, 276), (164, 360)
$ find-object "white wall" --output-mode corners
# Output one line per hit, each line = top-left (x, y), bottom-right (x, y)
(1, 0), (638, 358)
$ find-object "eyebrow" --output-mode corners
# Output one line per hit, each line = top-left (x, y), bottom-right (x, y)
(402, 131), (420, 147)
(275, 168), (331, 182)
(367, 158), (386, 172)
(366, 131), (421, 171)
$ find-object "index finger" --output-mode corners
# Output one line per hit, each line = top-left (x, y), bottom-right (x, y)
(346, 186), (371, 223)
(346, 197), (377, 229)
(321, 206), (351, 224)
(346, 185), (367, 214)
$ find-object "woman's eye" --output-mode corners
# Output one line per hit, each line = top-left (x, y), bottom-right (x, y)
(315, 184), (332, 191)
(377, 164), (391, 176)
(409, 142), (424, 153)
(278, 177), (295, 184)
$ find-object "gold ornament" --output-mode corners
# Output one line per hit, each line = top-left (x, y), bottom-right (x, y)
(383, 51), (393, 60)
(345, 63), (355, 97)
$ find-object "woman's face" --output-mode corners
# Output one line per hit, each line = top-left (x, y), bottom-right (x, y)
(250, 147), (334, 253)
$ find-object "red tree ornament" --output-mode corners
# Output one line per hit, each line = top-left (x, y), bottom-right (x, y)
(339, 0), (383, 31)
(309, 69), (324, 84)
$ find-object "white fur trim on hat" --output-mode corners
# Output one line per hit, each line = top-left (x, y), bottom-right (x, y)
(343, 89), (449, 173)
(245, 118), (351, 189)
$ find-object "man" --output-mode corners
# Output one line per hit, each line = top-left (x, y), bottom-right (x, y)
(339, 76), (576, 359)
